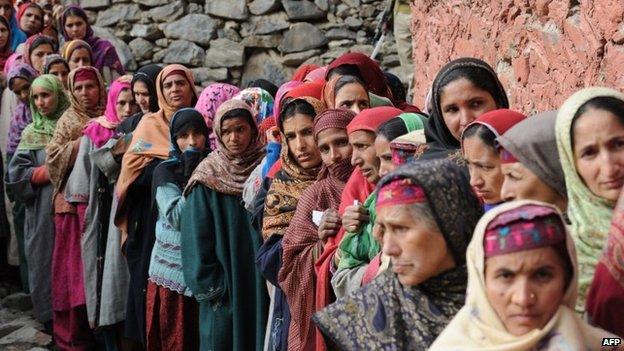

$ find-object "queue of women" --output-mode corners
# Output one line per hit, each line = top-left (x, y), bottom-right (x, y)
(0, 2), (623, 351)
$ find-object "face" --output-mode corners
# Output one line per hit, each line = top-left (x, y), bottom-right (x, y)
(334, 83), (370, 114)
(20, 6), (43, 34)
(463, 135), (504, 204)
(375, 135), (394, 180)
(68, 47), (92, 71)
(162, 73), (193, 109)
(350, 130), (380, 184)
(115, 89), (138, 120)
(11, 77), (31, 104)
(0, 22), (8, 49)
(485, 246), (568, 336)
(439, 78), (498, 141)
(73, 78), (100, 110)
(176, 128), (207, 153)
(31, 85), (56, 116)
(282, 113), (322, 170)
(48, 63), (69, 89)
(133, 80), (151, 113)
(573, 107), (624, 202)
(30, 43), (53, 73)
(43, 8), (52, 28)
(501, 162), (566, 210)
(379, 204), (456, 287)
(317, 127), (353, 167)
(64, 15), (87, 40)
(221, 116), (253, 156)
(0, 0), (12, 21)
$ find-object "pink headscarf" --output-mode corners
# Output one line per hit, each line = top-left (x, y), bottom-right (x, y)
(195, 83), (241, 150)
(304, 66), (327, 83)
(82, 79), (130, 148)
(273, 80), (303, 122)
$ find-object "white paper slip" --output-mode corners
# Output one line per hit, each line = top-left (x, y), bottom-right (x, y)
(312, 210), (324, 227)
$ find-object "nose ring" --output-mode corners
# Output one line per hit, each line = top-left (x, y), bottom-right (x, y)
(530, 293), (536, 300)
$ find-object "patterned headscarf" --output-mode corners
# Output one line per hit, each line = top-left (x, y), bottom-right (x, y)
(61, 39), (93, 65)
(18, 74), (69, 150)
(195, 83), (240, 150)
(185, 99), (265, 196)
(233, 87), (274, 124)
(6, 63), (38, 155)
(555, 86), (624, 311)
(430, 200), (615, 351)
(82, 77), (131, 148)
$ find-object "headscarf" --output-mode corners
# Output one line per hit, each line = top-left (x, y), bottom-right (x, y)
(283, 81), (324, 101)
(8, 5), (27, 51)
(185, 99), (265, 196)
(115, 64), (197, 235)
(497, 111), (567, 199)
(233, 87), (274, 125)
(0, 16), (12, 72)
(116, 64), (163, 134)
(6, 63), (38, 155)
(43, 54), (69, 75)
(46, 66), (106, 194)
(60, 6), (124, 75)
(321, 75), (366, 109)
(555, 87), (624, 311)
(195, 83), (240, 150)
(262, 97), (325, 240)
(314, 159), (483, 350)
(18, 74), (69, 150)
(61, 39), (93, 64)
(16, 2), (42, 35)
(22, 34), (54, 71)
(273, 80), (303, 122)
(425, 57), (509, 158)
(325, 52), (394, 103)
(390, 129), (428, 165)
(82, 78), (131, 148)
(247, 78), (278, 98)
(292, 63), (319, 81)
(346, 106), (403, 135)
(461, 109), (527, 150)
(279, 108), (356, 351)
(303, 66), (327, 83)
(430, 200), (616, 351)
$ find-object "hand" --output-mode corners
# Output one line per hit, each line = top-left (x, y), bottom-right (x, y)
(266, 127), (280, 144)
(342, 204), (369, 233)
(318, 208), (341, 240)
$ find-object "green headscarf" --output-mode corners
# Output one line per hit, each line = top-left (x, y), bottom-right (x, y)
(336, 112), (427, 270)
(18, 75), (70, 150)
(555, 86), (624, 311)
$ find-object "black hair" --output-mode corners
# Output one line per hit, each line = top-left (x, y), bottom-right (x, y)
(571, 96), (624, 148)
(334, 75), (367, 96)
(461, 124), (498, 151)
(327, 64), (362, 81)
(29, 35), (57, 57)
(221, 108), (257, 137)
(438, 66), (508, 109)
(384, 72), (406, 103)
(280, 99), (316, 131)
(377, 117), (409, 141)
(247, 79), (278, 99)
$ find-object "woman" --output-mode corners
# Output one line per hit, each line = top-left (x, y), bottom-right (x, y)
(0, 16), (12, 73)
(279, 108), (356, 351)
(332, 113), (427, 297)
(497, 111), (568, 213)
(62, 39), (93, 71)
(146, 108), (209, 350)
(257, 97), (325, 351)
(430, 200), (617, 350)
(322, 75), (370, 114)
(115, 64), (197, 345)
(181, 99), (267, 351)
(117, 64), (163, 134)
(555, 87), (624, 311)
(461, 109), (526, 210)
(17, 2), (43, 38)
(43, 54), (69, 89)
(0, 0), (27, 51)
(424, 57), (509, 159)
(46, 66), (106, 349)
(23, 34), (55, 74)
(60, 6), (124, 83)
(195, 82), (240, 150)
(314, 159), (483, 349)
(325, 52), (394, 104)
(6, 74), (68, 332)
(6, 63), (38, 159)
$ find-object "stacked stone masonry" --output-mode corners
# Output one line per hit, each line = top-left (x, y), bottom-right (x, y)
(71, 0), (403, 88)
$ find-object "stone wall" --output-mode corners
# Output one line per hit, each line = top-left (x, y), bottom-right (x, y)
(70, 0), (402, 88)
(410, 0), (624, 113)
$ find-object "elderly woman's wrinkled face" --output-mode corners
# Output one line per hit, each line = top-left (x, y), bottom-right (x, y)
(573, 107), (624, 203)
(440, 78), (497, 141)
(378, 203), (456, 287)
(162, 73), (193, 109)
(485, 246), (568, 336)
(500, 162), (566, 211)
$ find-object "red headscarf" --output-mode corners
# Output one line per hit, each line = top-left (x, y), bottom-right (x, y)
(17, 3), (42, 28)
(325, 52), (394, 103)
(304, 66), (327, 83)
(346, 106), (403, 135)
(283, 81), (324, 101)
(460, 108), (527, 151)
(292, 63), (319, 81)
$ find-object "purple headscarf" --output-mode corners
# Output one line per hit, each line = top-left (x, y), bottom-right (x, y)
(60, 6), (125, 76)
(194, 83), (240, 150)
(6, 63), (38, 155)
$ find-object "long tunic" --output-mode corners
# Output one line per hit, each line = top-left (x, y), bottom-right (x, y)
(5, 149), (54, 323)
(181, 185), (268, 351)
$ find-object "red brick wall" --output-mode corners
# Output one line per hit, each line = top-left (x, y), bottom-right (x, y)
(410, 0), (624, 113)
